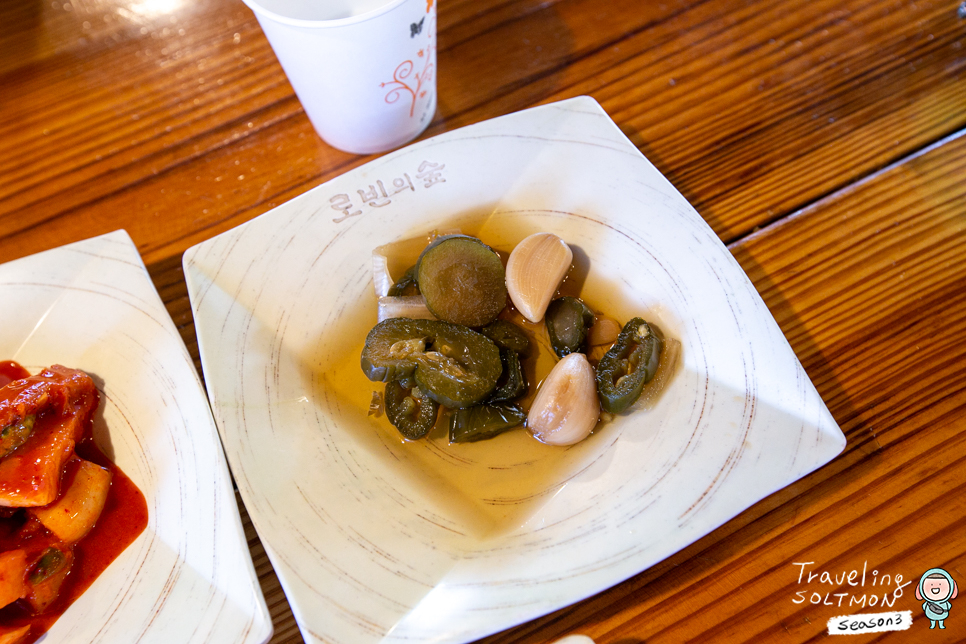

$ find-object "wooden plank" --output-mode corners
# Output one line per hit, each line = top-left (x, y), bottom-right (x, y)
(434, 0), (966, 240)
(2, 0), (964, 264)
(473, 131), (966, 642)
(0, 0), (305, 235)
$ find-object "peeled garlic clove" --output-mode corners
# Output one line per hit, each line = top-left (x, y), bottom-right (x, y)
(528, 353), (599, 446)
(506, 232), (573, 323)
(587, 317), (621, 346)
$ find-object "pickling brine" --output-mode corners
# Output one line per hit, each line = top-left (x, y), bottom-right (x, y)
(320, 226), (679, 535)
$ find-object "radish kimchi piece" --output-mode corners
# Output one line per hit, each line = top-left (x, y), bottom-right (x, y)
(0, 363), (147, 644)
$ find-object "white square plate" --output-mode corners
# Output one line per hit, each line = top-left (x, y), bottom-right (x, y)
(184, 97), (844, 644)
(0, 231), (271, 643)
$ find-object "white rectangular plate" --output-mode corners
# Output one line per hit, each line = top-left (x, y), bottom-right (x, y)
(184, 97), (845, 644)
(0, 231), (271, 643)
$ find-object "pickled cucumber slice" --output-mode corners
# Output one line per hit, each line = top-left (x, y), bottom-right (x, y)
(416, 235), (507, 327)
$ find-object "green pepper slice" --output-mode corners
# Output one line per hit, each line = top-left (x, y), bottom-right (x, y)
(384, 380), (439, 440)
(387, 265), (419, 296)
(479, 320), (530, 356)
(449, 402), (526, 443)
(361, 318), (502, 408)
(29, 547), (68, 585)
(0, 414), (35, 459)
(596, 318), (664, 413)
(545, 296), (595, 358)
(413, 338), (502, 408)
(487, 348), (527, 403)
(361, 318), (431, 383)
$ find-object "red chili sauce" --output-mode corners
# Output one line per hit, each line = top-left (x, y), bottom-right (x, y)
(0, 361), (148, 643)
(0, 362), (29, 389)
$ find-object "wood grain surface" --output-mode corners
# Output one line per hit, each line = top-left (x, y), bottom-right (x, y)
(3, 0), (966, 642)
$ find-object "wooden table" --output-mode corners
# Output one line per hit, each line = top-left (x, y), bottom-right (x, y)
(3, 0), (965, 641)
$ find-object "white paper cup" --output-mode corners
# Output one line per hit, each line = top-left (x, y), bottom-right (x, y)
(242, 0), (437, 154)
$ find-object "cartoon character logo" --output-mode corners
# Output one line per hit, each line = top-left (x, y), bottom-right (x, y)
(917, 568), (959, 629)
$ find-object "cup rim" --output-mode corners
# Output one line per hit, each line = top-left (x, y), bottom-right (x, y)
(240, 0), (411, 28)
